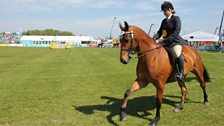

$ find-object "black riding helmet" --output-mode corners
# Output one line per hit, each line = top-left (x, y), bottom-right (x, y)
(161, 1), (174, 11)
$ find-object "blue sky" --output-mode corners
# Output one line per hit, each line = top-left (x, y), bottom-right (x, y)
(0, 0), (223, 38)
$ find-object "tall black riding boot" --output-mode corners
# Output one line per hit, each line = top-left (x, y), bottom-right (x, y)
(175, 55), (184, 82)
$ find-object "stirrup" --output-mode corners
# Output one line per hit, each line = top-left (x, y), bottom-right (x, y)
(175, 73), (184, 81)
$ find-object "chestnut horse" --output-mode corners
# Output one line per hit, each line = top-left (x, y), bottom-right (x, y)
(119, 21), (210, 126)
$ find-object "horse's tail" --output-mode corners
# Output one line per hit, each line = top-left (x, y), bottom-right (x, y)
(203, 64), (211, 83)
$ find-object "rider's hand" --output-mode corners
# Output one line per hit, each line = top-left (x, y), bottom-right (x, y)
(155, 39), (164, 43)
(153, 33), (159, 40)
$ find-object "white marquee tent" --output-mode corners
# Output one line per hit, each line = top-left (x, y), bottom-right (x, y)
(182, 31), (219, 42)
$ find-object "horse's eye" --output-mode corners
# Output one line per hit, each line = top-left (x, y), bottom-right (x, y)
(120, 38), (128, 43)
(125, 40), (129, 43)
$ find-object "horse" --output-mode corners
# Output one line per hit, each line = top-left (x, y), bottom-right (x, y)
(118, 21), (210, 126)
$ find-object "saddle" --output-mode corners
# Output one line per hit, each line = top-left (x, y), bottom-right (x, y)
(164, 47), (177, 70)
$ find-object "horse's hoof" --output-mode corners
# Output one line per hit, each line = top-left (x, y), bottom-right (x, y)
(173, 107), (183, 112)
(119, 111), (127, 121)
(150, 121), (157, 126)
(204, 101), (209, 105)
(173, 108), (180, 112)
(150, 122), (157, 126)
(150, 117), (160, 126)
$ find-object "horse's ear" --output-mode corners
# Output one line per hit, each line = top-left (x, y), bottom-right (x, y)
(119, 22), (125, 31)
(119, 21), (129, 31)
(124, 21), (129, 31)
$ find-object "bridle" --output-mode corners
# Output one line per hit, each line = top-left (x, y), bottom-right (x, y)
(119, 31), (162, 58)
(120, 31), (136, 57)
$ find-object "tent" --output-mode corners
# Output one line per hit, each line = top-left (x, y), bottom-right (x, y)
(182, 31), (219, 42)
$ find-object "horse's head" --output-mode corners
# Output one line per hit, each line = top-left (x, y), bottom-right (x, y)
(119, 21), (139, 64)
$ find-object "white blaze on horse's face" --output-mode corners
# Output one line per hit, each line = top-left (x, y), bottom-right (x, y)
(119, 31), (134, 64)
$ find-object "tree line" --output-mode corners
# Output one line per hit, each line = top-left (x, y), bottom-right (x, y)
(22, 29), (74, 36)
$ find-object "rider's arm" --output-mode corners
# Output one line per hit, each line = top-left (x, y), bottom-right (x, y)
(153, 19), (165, 40)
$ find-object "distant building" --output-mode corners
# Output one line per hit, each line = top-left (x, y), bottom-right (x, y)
(19, 35), (97, 47)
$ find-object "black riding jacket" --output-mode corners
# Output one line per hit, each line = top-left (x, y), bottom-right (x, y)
(154, 15), (187, 47)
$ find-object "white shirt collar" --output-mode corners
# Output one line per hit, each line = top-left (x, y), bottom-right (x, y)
(167, 14), (173, 20)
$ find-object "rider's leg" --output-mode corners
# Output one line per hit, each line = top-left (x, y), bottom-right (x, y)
(173, 45), (184, 81)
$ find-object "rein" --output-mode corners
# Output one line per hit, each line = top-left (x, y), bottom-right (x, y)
(133, 46), (162, 58)
(120, 31), (162, 58)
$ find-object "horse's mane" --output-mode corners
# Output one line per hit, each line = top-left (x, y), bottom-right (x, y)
(129, 25), (155, 44)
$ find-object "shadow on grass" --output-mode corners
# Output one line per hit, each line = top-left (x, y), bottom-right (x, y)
(74, 95), (201, 126)
(181, 76), (214, 83)
(185, 77), (197, 82)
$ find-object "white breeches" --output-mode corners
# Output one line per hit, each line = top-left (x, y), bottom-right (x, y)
(173, 45), (182, 57)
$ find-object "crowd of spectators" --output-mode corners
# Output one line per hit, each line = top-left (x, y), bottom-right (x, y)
(188, 41), (223, 52)
(0, 32), (22, 43)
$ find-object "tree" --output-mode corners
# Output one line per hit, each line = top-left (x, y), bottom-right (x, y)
(22, 29), (74, 36)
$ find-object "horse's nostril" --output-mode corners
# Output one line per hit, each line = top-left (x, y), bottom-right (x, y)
(120, 60), (125, 64)
(120, 58), (129, 64)
(122, 60), (128, 64)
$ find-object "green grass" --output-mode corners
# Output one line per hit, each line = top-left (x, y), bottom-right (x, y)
(0, 47), (223, 126)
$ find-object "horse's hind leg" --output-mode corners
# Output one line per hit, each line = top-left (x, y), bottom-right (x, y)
(193, 66), (208, 104)
(174, 80), (187, 112)
(120, 81), (146, 121)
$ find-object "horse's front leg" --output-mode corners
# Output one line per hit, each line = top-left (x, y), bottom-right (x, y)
(150, 82), (165, 126)
(120, 81), (146, 121)
(174, 81), (187, 112)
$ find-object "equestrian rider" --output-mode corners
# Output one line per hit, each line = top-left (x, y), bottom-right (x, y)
(153, 1), (187, 82)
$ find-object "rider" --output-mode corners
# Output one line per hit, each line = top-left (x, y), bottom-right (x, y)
(153, 1), (187, 82)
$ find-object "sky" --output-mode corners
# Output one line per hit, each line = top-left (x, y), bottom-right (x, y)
(0, 0), (223, 38)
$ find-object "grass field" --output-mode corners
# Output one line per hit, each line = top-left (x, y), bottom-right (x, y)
(0, 47), (223, 126)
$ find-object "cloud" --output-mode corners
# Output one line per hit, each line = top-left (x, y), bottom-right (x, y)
(134, 1), (156, 11)
(0, 0), (160, 12)
(0, 16), (115, 37)
(0, 0), (127, 12)
(92, 0), (127, 9)
(0, 0), (162, 37)
(0, 0), (222, 37)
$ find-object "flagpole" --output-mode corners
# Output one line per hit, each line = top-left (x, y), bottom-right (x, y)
(218, 10), (224, 42)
